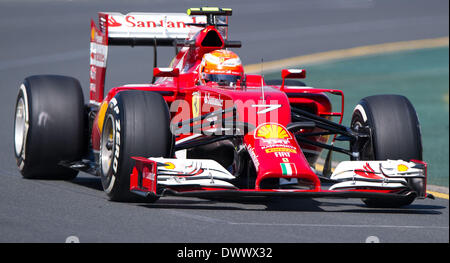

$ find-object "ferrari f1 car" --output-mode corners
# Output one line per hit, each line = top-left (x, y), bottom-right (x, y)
(13, 7), (433, 207)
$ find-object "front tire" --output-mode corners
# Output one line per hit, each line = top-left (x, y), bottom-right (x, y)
(99, 91), (173, 202)
(13, 75), (85, 180)
(351, 95), (423, 208)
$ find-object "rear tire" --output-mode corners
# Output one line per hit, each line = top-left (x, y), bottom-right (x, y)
(351, 95), (423, 208)
(99, 91), (173, 202)
(13, 75), (85, 180)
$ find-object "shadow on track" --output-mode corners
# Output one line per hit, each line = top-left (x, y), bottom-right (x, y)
(71, 176), (103, 191)
(68, 176), (446, 215)
(139, 196), (445, 215)
(264, 198), (445, 215)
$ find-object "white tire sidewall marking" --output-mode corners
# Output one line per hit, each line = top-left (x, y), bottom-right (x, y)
(102, 98), (121, 194)
(353, 104), (368, 123)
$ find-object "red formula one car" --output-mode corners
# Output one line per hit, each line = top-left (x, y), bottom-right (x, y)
(13, 7), (433, 207)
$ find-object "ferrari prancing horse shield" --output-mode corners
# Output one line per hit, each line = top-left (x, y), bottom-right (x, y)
(192, 92), (200, 118)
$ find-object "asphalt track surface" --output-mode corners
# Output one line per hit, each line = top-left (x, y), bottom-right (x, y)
(0, 0), (448, 243)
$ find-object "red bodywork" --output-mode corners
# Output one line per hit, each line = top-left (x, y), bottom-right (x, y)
(89, 12), (422, 200)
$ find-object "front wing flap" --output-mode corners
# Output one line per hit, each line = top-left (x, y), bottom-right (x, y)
(329, 159), (427, 198)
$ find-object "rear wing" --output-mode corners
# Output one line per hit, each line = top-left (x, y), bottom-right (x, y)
(89, 11), (228, 104)
(99, 12), (212, 45)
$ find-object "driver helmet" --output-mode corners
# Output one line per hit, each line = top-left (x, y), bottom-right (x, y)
(198, 49), (244, 86)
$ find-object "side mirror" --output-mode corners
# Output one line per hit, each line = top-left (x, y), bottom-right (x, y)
(281, 69), (306, 91)
(153, 67), (180, 78)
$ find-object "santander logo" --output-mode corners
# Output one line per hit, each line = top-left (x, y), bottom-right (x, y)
(107, 17), (122, 27)
(108, 15), (198, 28)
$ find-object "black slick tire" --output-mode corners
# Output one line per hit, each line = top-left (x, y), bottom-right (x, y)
(99, 90), (172, 202)
(13, 75), (85, 180)
(351, 95), (423, 208)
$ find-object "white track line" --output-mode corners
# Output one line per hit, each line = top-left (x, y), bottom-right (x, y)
(228, 222), (449, 229)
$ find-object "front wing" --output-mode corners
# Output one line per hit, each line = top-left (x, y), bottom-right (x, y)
(129, 157), (428, 201)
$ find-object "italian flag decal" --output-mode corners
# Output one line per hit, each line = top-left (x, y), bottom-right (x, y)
(280, 163), (297, 176)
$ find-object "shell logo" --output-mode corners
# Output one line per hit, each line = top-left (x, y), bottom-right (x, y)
(255, 124), (291, 139)
(397, 164), (409, 172)
(164, 162), (175, 169)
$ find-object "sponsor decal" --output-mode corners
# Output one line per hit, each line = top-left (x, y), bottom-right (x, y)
(280, 163), (297, 176)
(255, 123), (291, 140)
(143, 166), (155, 181)
(204, 92), (223, 107)
(90, 65), (97, 80)
(274, 152), (291, 158)
(90, 42), (108, 68)
(255, 124), (297, 157)
(265, 147), (297, 154)
(397, 164), (409, 172)
(108, 16), (122, 27)
(89, 83), (96, 93)
(355, 163), (382, 180)
(108, 98), (121, 174)
(108, 15), (199, 29)
(260, 139), (293, 148)
(192, 92), (201, 119)
(163, 162), (175, 170)
(91, 26), (105, 44)
(246, 144), (260, 172)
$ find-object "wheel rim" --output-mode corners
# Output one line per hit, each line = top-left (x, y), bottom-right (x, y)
(100, 115), (115, 176)
(14, 97), (27, 157)
(351, 115), (374, 160)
